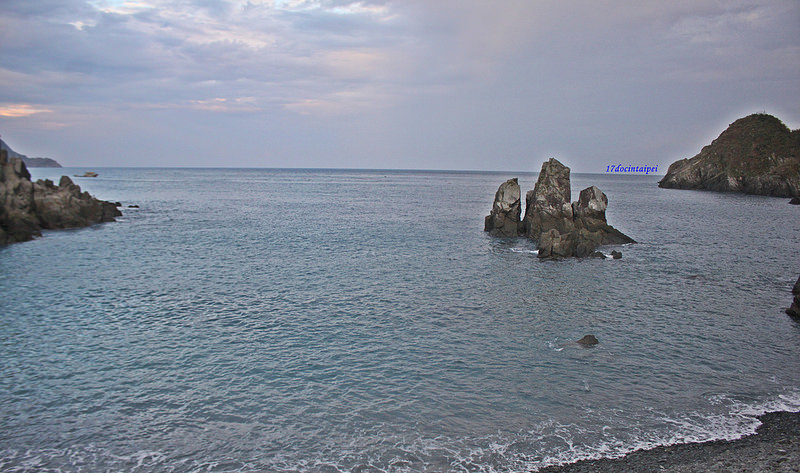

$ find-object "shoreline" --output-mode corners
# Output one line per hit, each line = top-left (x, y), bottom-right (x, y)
(538, 410), (800, 472)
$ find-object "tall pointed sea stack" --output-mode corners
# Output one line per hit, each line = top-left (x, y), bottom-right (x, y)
(521, 158), (573, 238)
(484, 158), (634, 258)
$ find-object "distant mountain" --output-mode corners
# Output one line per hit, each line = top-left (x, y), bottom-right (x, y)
(0, 138), (62, 168)
(21, 156), (62, 168)
(658, 114), (799, 197)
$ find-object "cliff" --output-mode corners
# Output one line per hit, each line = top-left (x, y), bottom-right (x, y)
(0, 138), (62, 167)
(658, 114), (800, 197)
(0, 149), (120, 245)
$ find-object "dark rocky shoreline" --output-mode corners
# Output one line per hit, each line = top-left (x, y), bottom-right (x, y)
(0, 149), (121, 245)
(539, 410), (800, 473)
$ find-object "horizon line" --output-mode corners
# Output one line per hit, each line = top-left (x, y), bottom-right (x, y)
(30, 165), (666, 176)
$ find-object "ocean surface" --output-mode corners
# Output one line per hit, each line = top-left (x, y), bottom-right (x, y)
(2, 167), (800, 473)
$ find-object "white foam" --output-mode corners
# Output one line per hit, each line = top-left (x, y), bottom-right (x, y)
(545, 340), (565, 352)
(510, 247), (538, 255)
(3, 390), (800, 473)
(532, 388), (800, 471)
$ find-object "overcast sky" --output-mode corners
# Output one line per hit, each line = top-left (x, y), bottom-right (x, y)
(1, 0), (798, 171)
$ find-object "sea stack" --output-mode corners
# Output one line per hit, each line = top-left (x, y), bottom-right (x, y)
(521, 158), (573, 238)
(484, 178), (522, 237)
(484, 158), (634, 258)
(0, 149), (121, 245)
(658, 114), (800, 197)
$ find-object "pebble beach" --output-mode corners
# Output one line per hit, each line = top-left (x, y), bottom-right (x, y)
(540, 411), (800, 473)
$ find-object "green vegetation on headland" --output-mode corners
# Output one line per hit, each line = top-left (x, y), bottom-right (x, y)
(659, 114), (800, 197)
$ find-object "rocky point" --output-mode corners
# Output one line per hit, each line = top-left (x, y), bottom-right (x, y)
(0, 149), (121, 245)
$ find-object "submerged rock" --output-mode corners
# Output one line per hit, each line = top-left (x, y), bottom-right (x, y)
(484, 178), (522, 237)
(576, 335), (599, 347)
(790, 197), (800, 205)
(787, 276), (800, 319)
(658, 114), (800, 197)
(0, 149), (121, 245)
(75, 171), (98, 178)
(611, 250), (622, 259)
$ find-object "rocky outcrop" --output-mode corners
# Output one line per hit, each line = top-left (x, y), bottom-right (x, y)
(33, 176), (121, 230)
(484, 178), (522, 236)
(0, 149), (121, 245)
(658, 114), (800, 197)
(527, 159), (634, 258)
(484, 158), (634, 258)
(0, 150), (40, 244)
(787, 276), (800, 319)
(576, 335), (598, 347)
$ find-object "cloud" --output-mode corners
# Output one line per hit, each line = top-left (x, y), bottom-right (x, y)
(0, 0), (798, 169)
(283, 85), (392, 115)
(0, 103), (53, 117)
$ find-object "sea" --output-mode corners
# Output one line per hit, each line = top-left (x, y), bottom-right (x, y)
(1, 167), (799, 473)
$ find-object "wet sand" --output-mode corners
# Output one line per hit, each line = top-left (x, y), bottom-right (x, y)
(539, 411), (800, 472)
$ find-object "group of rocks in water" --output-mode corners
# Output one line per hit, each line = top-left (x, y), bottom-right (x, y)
(484, 113), (799, 321)
(485, 157), (634, 259)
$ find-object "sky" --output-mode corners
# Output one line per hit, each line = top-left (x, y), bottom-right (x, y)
(0, 0), (798, 172)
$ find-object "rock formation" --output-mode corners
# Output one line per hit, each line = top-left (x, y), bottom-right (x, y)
(526, 158), (634, 258)
(521, 158), (573, 238)
(1, 149), (121, 245)
(484, 178), (522, 237)
(787, 276), (800, 319)
(576, 335), (599, 347)
(484, 158), (634, 258)
(658, 114), (800, 197)
(33, 176), (121, 230)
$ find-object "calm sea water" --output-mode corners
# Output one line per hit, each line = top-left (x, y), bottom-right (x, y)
(2, 167), (800, 473)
